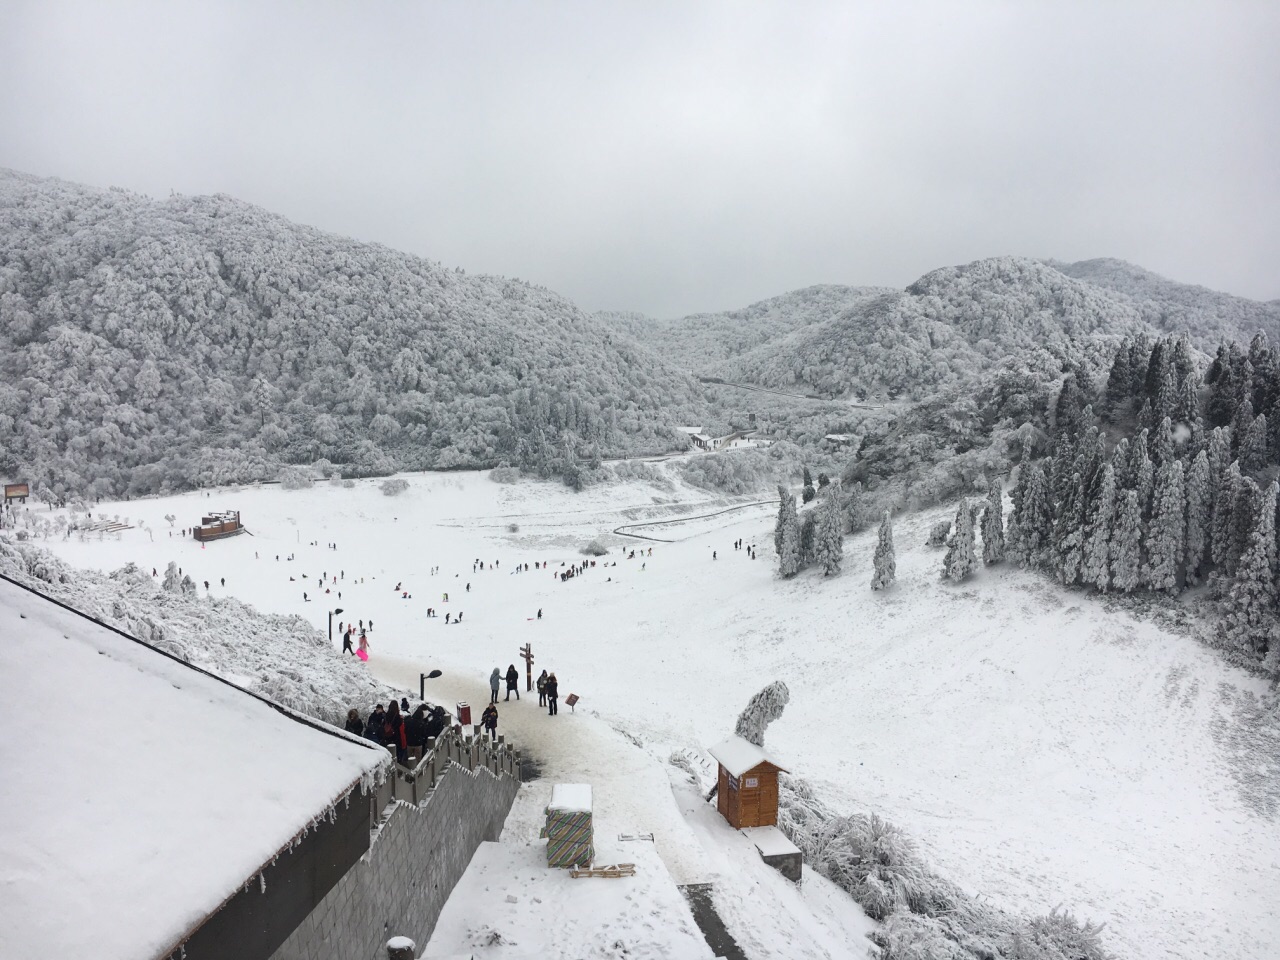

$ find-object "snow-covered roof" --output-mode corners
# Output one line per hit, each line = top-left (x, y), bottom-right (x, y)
(708, 735), (789, 777)
(549, 783), (593, 813)
(675, 426), (704, 435)
(0, 577), (390, 960)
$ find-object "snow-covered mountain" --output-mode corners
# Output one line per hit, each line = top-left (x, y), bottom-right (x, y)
(607, 257), (1279, 402)
(0, 169), (706, 497)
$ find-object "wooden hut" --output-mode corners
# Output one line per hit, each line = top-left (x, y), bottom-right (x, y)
(708, 735), (788, 829)
(193, 510), (244, 542)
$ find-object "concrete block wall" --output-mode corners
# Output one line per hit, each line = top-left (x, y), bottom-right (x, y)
(270, 760), (521, 960)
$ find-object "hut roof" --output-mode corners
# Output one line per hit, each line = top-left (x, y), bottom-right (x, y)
(708, 734), (789, 778)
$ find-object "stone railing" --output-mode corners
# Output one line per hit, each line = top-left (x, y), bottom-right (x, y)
(369, 723), (522, 815)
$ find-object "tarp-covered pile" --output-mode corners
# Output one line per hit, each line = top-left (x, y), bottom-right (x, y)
(541, 783), (594, 868)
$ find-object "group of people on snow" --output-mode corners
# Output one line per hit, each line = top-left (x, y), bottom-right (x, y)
(347, 699), (448, 764)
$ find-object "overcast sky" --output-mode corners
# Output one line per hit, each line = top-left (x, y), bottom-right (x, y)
(1, 1), (1276, 316)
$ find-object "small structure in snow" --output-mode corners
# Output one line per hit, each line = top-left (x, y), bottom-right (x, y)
(542, 783), (595, 868)
(741, 826), (803, 882)
(708, 734), (787, 830)
(3, 481), (29, 503)
(193, 509), (244, 541)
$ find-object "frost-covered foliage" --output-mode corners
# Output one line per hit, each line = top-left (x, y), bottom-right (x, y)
(926, 520), (951, 547)
(678, 442), (812, 495)
(777, 776), (1113, 960)
(279, 467), (314, 490)
(580, 539), (609, 557)
(734, 680), (790, 747)
(489, 466), (520, 484)
(872, 513), (896, 590)
(379, 478), (409, 496)
(608, 459), (673, 489)
(0, 170), (706, 498)
(0, 537), (400, 725)
(942, 502), (977, 582)
(774, 487), (800, 578)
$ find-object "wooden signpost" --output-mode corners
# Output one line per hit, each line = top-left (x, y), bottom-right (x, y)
(519, 643), (534, 692)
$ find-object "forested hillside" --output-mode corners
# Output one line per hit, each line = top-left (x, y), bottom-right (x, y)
(0, 170), (706, 498)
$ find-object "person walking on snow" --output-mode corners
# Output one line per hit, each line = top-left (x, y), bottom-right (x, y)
(536, 669), (549, 706)
(342, 629), (354, 656)
(489, 668), (501, 704)
(505, 664), (520, 701)
(357, 631), (370, 660)
(481, 703), (499, 742)
(545, 673), (559, 716)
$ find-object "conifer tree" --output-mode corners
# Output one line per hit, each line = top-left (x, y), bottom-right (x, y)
(942, 500), (977, 582)
(871, 512), (896, 590)
(799, 512), (817, 568)
(1175, 371), (1200, 426)
(1230, 399), (1255, 457)
(1171, 336), (1196, 389)
(802, 467), (816, 504)
(1135, 445), (1154, 519)
(1103, 338), (1133, 421)
(1007, 463), (1050, 568)
(1052, 466), (1086, 585)
(1184, 450), (1211, 586)
(1144, 460), (1185, 594)
(1212, 461), (1242, 568)
(1111, 489), (1144, 593)
(1153, 416), (1175, 469)
(1224, 481), (1279, 660)
(774, 485), (800, 577)
(1143, 339), (1167, 403)
(1154, 365), (1179, 432)
(1227, 474), (1259, 578)
(981, 479), (1005, 564)
(162, 560), (181, 593)
(814, 493), (844, 576)
(1241, 413), (1269, 474)
(1082, 464), (1116, 592)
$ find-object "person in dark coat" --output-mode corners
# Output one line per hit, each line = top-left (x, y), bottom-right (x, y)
(342, 629), (354, 656)
(545, 673), (559, 716)
(480, 703), (499, 741)
(364, 704), (386, 744)
(406, 704), (428, 749)
(384, 700), (408, 764)
(344, 708), (363, 736)
(536, 669), (549, 707)
(504, 664), (520, 701)
(424, 705), (446, 742)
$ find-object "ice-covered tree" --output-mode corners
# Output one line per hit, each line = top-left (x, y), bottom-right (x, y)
(1152, 416), (1175, 468)
(734, 681), (790, 747)
(981, 479), (1005, 564)
(871, 512), (896, 590)
(1240, 413), (1268, 474)
(775, 486), (800, 578)
(814, 494), (843, 576)
(1007, 463), (1050, 567)
(1184, 450), (1211, 586)
(162, 561), (181, 594)
(1111, 489), (1144, 593)
(1144, 460), (1185, 594)
(1081, 464), (1116, 592)
(802, 467), (816, 504)
(1230, 399), (1255, 457)
(1227, 474), (1260, 578)
(799, 512), (818, 568)
(942, 500), (976, 583)
(1223, 482), (1279, 660)
(1212, 461), (1243, 568)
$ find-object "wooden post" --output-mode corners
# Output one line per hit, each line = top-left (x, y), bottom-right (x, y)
(387, 936), (415, 960)
(520, 642), (534, 691)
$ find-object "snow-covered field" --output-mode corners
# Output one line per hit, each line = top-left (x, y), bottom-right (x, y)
(26, 465), (1280, 960)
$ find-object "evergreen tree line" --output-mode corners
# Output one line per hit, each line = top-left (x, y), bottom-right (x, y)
(1008, 332), (1280, 674)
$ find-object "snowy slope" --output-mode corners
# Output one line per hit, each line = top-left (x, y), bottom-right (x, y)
(28, 466), (1280, 960)
(0, 577), (389, 960)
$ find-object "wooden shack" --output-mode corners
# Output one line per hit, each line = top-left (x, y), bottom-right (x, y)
(708, 734), (788, 830)
(193, 510), (244, 542)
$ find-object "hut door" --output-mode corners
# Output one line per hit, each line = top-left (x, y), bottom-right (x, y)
(740, 784), (760, 826)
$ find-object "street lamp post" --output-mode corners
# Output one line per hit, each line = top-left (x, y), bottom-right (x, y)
(329, 607), (344, 644)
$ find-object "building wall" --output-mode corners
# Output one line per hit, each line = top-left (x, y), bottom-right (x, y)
(270, 761), (520, 960)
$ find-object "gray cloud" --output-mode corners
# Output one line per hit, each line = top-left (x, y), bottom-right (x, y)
(2, 0), (1276, 316)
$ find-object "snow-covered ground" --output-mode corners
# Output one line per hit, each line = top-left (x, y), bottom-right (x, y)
(25, 465), (1280, 960)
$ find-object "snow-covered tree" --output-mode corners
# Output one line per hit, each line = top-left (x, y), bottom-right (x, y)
(1240, 413), (1268, 473)
(981, 479), (1005, 564)
(802, 467), (816, 504)
(942, 500), (977, 583)
(734, 681), (790, 747)
(799, 512), (818, 569)
(162, 561), (181, 594)
(1184, 450), (1211, 586)
(1144, 460), (1185, 594)
(871, 512), (896, 590)
(1212, 461), (1243, 568)
(1111, 490), (1144, 593)
(1007, 463), (1050, 567)
(775, 486), (800, 578)
(1223, 482), (1279, 660)
(1081, 464), (1116, 592)
(1227, 474), (1260, 578)
(814, 494), (843, 576)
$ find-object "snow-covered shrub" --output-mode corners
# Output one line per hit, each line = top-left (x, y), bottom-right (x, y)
(279, 467), (313, 490)
(379, 478), (409, 496)
(610, 460), (672, 488)
(489, 467), (520, 484)
(734, 680), (790, 746)
(580, 539), (609, 557)
(507, 523), (520, 533)
(926, 520), (951, 546)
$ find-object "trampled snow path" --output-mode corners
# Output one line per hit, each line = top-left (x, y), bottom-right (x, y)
(31, 467), (1280, 960)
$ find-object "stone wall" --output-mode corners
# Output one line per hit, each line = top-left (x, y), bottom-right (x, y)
(270, 761), (521, 960)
